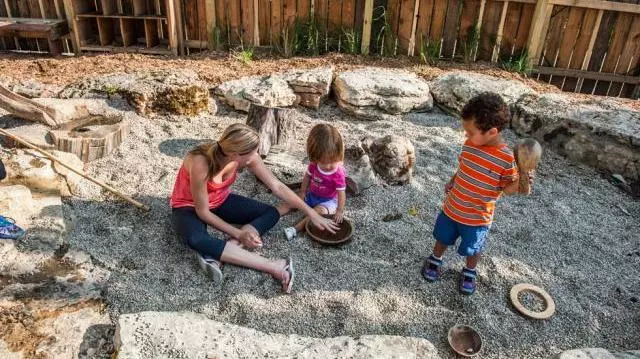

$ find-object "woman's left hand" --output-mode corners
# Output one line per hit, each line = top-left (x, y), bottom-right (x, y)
(310, 213), (339, 233)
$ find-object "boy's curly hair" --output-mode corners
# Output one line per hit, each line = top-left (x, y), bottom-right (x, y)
(461, 92), (511, 132)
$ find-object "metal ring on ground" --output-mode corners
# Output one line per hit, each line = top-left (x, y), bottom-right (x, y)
(510, 283), (555, 319)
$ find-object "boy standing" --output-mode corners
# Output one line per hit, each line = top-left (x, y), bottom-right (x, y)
(422, 92), (534, 295)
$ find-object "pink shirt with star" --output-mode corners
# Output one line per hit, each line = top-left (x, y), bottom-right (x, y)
(307, 163), (346, 199)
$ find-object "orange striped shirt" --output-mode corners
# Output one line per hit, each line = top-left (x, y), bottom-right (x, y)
(443, 140), (518, 226)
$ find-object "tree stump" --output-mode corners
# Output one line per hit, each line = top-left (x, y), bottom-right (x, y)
(48, 115), (130, 162)
(246, 104), (298, 157)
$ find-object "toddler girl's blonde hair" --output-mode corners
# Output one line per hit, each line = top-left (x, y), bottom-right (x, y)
(306, 123), (344, 163)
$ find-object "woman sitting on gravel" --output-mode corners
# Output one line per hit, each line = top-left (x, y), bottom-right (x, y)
(170, 123), (338, 293)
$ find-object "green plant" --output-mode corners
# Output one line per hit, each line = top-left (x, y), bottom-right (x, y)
(462, 23), (480, 63)
(342, 28), (361, 54)
(212, 26), (224, 51)
(501, 50), (533, 76)
(102, 84), (119, 97)
(232, 47), (254, 65)
(419, 36), (441, 65)
(374, 6), (397, 56)
(294, 19), (321, 56)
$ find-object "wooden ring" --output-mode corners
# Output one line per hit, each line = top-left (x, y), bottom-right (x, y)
(510, 283), (555, 320)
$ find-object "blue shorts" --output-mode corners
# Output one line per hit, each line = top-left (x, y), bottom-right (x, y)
(304, 192), (338, 214)
(433, 211), (489, 257)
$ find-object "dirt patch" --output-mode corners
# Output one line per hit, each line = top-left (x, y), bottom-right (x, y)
(0, 258), (78, 288)
(0, 299), (104, 358)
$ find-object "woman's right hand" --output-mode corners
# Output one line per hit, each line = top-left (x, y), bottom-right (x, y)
(309, 213), (339, 233)
(237, 228), (263, 248)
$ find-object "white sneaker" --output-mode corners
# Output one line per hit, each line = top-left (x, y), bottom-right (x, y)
(284, 227), (297, 241)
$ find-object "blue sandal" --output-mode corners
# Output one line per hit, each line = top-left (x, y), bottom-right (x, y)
(0, 215), (25, 240)
(460, 267), (477, 295)
(422, 255), (443, 282)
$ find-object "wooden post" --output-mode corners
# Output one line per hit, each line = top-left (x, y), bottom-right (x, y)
(526, 0), (552, 66)
(253, 0), (260, 46)
(53, 0), (71, 53)
(62, 0), (80, 53)
(205, 0), (216, 49)
(473, 0), (487, 61)
(491, 0), (509, 63)
(168, 0), (181, 55)
(407, 0), (420, 56)
(4, 0), (22, 50)
(576, 9), (603, 93)
(361, 0), (373, 55)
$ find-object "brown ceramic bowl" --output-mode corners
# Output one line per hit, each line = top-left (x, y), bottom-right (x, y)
(448, 325), (482, 357)
(305, 214), (354, 246)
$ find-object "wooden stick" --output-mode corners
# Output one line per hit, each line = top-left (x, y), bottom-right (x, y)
(514, 138), (542, 195)
(0, 128), (150, 212)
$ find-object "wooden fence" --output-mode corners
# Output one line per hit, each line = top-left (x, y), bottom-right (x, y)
(0, 0), (73, 54)
(1, 0), (639, 98)
(176, 0), (639, 98)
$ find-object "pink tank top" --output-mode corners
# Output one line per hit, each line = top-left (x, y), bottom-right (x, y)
(169, 165), (236, 209)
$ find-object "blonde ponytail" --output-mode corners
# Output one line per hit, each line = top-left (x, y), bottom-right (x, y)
(189, 123), (260, 179)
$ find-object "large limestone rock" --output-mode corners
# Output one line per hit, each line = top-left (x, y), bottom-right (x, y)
(115, 311), (441, 359)
(344, 142), (380, 195)
(430, 72), (535, 113)
(59, 70), (210, 116)
(0, 75), (62, 98)
(0, 185), (35, 228)
(3, 148), (85, 197)
(512, 93), (640, 195)
(362, 135), (416, 185)
(551, 348), (640, 359)
(217, 75), (298, 112)
(333, 67), (433, 120)
(0, 249), (111, 359)
(282, 67), (334, 109)
(215, 67), (334, 112)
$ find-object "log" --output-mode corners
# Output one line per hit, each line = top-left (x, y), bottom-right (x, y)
(246, 103), (298, 157)
(0, 84), (63, 126)
(48, 115), (130, 162)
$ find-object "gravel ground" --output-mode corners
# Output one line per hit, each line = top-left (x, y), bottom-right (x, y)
(60, 95), (640, 359)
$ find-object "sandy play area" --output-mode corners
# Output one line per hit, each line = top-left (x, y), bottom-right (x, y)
(1, 53), (639, 358)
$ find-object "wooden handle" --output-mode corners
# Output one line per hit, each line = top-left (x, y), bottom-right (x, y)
(0, 128), (150, 212)
(514, 138), (542, 195)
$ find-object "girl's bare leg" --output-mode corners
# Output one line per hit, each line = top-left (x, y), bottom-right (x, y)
(219, 243), (291, 290)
